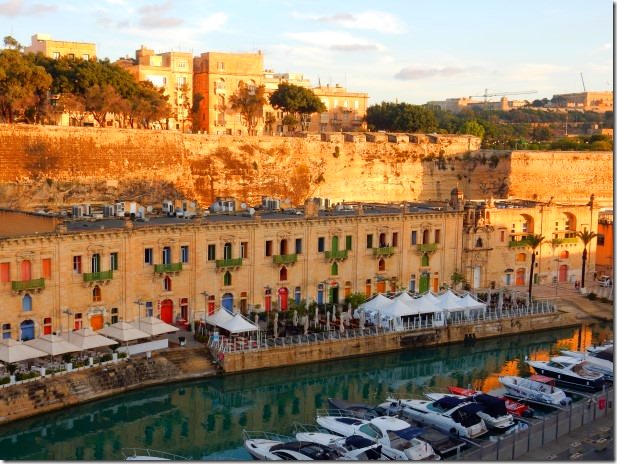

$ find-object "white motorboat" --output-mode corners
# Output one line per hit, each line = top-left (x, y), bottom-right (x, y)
(561, 349), (613, 381)
(586, 341), (613, 359)
(424, 392), (515, 431)
(122, 448), (187, 460)
(499, 375), (571, 407)
(315, 411), (440, 460)
(526, 355), (606, 391)
(388, 396), (488, 439)
(294, 431), (391, 460)
(242, 430), (341, 460)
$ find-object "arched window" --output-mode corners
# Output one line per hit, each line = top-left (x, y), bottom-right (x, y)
(378, 258), (385, 272)
(344, 281), (351, 298)
(331, 262), (338, 275)
(22, 294), (32, 312)
(421, 253), (429, 267)
(92, 285), (102, 302)
(475, 237), (483, 248)
(223, 271), (232, 286)
(559, 250), (569, 259)
(279, 266), (288, 281)
(294, 287), (301, 304)
(317, 283), (324, 304)
(515, 253), (526, 263)
(422, 229), (430, 244)
(163, 276), (172, 292)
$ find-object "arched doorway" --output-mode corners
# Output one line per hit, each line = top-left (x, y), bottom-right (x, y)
(160, 299), (173, 323)
(222, 293), (234, 312)
(473, 266), (481, 289)
(317, 283), (324, 304)
(515, 268), (526, 286)
(20, 319), (35, 341)
(265, 288), (272, 312)
(559, 264), (569, 282)
(329, 282), (339, 304)
(278, 287), (289, 311)
(207, 295), (215, 315)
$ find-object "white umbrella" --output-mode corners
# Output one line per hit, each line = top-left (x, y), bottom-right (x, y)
(131, 317), (179, 336)
(314, 306), (319, 328)
(326, 311), (330, 331)
(339, 313), (344, 333)
(254, 314), (259, 328)
(273, 312), (278, 338)
(304, 314), (309, 335)
(61, 328), (116, 350)
(347, 303), (352, 325)
(99, 321), (149, 342)
(25, 334), (81, 356)
(0, 338), (47, 364)
(331, 308), (336, 323)
(293, 310), (298, 327)
(359, 310), (366, 329)
(376, 310), (381, 328)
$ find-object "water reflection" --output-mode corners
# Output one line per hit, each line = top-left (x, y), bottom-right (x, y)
(0, 323), (611, 460)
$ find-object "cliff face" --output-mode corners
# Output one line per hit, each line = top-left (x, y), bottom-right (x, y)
(0, 125), (612, 210)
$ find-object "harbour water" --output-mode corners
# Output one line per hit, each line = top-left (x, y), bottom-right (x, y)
(0, 322), (611, 460)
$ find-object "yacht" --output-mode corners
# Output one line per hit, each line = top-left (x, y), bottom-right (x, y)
(387, 396), (488, 438)
(242, 431), (341, 460)
(526, 355), (607, 391)
(499, 375), (571, 407)
(294, 431), (393, 460)
(424, 392), (515, 431)
(315, 411), (440, 460)
(561, 349), (613, 381)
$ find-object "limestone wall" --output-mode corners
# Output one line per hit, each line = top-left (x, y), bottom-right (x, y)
(0, 125), (611, 210)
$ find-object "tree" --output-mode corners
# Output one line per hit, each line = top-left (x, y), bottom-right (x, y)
(457, 119), (485, 139)
(366, 101), (437, 132)
(269, 83), (326, 131)
(344, 292), (367, 310)
(576, 230), (597, 289)
(526, 234), (545, 301)
(450, 270), (466, 290)
(229, 83), (266, 135)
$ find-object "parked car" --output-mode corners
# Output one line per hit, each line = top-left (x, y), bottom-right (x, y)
(598, 276), (612, 287)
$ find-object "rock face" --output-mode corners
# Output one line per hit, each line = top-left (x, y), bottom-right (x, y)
(0, 124), (612, 210)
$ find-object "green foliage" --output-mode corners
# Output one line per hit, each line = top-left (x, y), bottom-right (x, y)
(229, 83), (267, 135)
(282, 114), (299, 131)
(457, 119), (485, 139)
(269, 83), (326, 130)
(366, 101), (437, 132)
(344, 292), (367, 309)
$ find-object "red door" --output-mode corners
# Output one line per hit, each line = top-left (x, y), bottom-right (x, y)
(160, 299), (173, 323)
(515, 268), (525, 286)
(278, 287), (289, 312)
(559, 264), (568, 283)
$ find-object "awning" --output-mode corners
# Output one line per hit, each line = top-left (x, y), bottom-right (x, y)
(60, 328), (117, 350)
(24, 334), (81, 356)
(217, 313), (259, 334)
(130, 317), (179, 336)
(99, 321), (150, 342)
(0, 338), (48, 363)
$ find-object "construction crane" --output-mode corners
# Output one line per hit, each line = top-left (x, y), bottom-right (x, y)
(469, 88), (538, 103)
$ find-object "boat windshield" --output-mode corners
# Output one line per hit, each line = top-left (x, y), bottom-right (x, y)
(358, 423), (383, 440)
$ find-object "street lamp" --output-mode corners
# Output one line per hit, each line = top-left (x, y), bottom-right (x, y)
(62, 308), (74, 340)
(133, 299), (144, 329)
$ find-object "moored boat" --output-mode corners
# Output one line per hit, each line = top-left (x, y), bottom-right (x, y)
(294, 431), (391, 460)
(499, 375), (571, 407)
(242, 430), (341, 460)
(526, 355), (607, 391)
(387, 396), (488, 438)
(122, 448), (187, 460)
(425, 392), (515, 431)
(447, 386), (534, 418)
(315, 411), (441, 460)
(561, 349), (613, 381)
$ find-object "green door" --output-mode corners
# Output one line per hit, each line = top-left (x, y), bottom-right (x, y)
(419, 273), (430, 293)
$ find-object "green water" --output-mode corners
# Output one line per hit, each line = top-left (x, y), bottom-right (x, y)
(0, 323), (611, 460)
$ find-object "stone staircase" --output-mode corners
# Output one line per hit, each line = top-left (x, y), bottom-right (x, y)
(158, 347), (217, 375)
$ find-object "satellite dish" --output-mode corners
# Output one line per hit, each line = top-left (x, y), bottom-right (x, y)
(240, 202), (247, 209)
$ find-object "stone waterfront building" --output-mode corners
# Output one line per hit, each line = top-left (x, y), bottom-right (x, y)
(0, 188), (599, 341)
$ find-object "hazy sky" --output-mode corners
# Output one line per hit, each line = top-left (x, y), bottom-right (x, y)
(2, 0), (613, 104)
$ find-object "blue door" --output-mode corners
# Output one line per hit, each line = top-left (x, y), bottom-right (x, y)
(20, 320), (35, 341)
(222, 293), (233, 312)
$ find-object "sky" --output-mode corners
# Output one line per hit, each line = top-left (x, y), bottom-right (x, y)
(1, 0), (613, 104)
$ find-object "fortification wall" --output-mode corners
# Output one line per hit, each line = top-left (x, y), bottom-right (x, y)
(0, 125), (611, 210)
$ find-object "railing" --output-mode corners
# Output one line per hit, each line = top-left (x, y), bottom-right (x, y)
(325, 249), (348, 260)
(154, 262), (183, 273)
(273, 254), (297, 265)
(83, 270), (113, 282)
(560, 237), (579, 244)
(215, 258), (242, 268)
(373, 246), (394, 257)
(11, 278), (45, 291)
(416, 243), (438, 252)
(464, 386), (613, 461)
(508, 238), (532, 248)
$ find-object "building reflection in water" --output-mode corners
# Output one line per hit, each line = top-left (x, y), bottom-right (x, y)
(0, 323), (611, 460)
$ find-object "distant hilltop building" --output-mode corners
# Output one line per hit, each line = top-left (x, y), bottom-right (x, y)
(427, 96), (529, 113)
(24, 33), (96, 61)
(551, 91), (613, 112)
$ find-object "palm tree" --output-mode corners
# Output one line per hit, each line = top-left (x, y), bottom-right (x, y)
(527, 234), (545, 302)
(576, 230), (597, 289)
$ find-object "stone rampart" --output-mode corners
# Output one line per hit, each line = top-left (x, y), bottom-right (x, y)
(0, 125), (612, 209)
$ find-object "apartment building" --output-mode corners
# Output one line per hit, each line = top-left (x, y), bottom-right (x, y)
(310, 84), (368, 133)
(25, 33), (96, 61)
(116, 46), (194, 131)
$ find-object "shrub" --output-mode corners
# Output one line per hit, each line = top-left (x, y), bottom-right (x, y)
(0, 376), (10, 385)
(587, 292), (597, 300)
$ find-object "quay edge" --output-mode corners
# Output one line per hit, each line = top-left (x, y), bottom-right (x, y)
(217, 310), (580, 373)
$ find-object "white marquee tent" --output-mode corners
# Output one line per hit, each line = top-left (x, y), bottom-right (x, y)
(217, 313), (259, 334)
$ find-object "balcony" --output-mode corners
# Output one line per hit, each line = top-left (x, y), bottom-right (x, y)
(325, 249), (348, 261)
(508, 238), (532, 248)
(373, 246), (395, 257)
(216, 258), (243, 269)
(154, 262), (183, 273)
(416, 243), (438, 253)
(273, 254), (298, 265)
(12, 278), (45, 292)
(83, 270), (113, 282)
